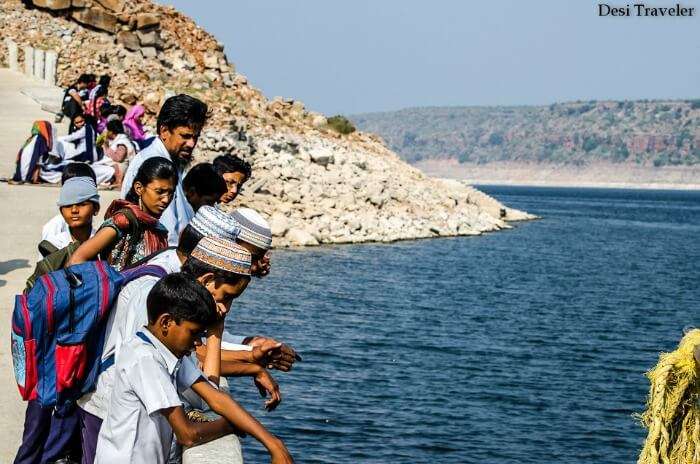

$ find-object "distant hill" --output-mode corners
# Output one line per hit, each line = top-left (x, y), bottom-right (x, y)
(351, 100), (700, 168)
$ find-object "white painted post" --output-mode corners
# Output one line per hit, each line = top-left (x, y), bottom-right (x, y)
(45, 51), (57, 86)
(5, 39), (19, 71)
(5, 39), (18, 71)
(34, 48), (45, 80)
(23, 45), (34, 76)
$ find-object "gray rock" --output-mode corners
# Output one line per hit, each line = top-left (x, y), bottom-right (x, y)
(136, 30), (163, 49)
(140, 47), (157, 59)
(116, 31), (140, 51)
(285, 228), (319, 246)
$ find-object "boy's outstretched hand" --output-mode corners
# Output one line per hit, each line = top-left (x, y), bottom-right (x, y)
(254, 368), (281, 411)
(249, 337), (301, 372)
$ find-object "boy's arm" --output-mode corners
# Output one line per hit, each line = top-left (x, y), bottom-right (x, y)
(191, 379), (293, 463)
(200, 320), (224, 386)
(161, 405), (234, 447)
(67, 227), (118, 266)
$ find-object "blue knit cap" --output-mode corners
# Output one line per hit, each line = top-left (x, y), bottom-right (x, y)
(57, 177), (100, 207)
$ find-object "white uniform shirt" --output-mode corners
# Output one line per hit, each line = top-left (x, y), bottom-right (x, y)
(94, 329), (203, 464)
(40, 214), (96, 260)
(120, 138), (194, 246)
(41, 214), (73, 252)
(78, 249), (183, 418)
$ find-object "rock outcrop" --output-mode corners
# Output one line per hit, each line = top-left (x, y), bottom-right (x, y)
(0, 0), (535, 247)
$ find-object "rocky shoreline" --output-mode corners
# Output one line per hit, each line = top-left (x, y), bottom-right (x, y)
(0, 0), (535, 248)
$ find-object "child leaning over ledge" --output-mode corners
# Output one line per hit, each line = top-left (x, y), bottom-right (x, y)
(94, 273), (293, 464)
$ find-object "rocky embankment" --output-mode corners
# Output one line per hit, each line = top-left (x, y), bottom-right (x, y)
(0, 0), (534, 247)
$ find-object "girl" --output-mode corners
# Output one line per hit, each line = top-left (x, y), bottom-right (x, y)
(68, 157), (178, 270)
(122, 104), (150, 148)
(11, 120), (53, 183)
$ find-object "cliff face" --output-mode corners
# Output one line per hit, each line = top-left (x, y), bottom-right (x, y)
(352, 102), (700, 168)
(0, 0), (534, 247)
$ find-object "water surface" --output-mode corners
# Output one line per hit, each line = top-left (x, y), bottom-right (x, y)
(226, 186), (700, 463)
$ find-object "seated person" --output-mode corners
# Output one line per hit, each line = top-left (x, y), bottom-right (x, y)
(51, 115), (115, 185)
(182, 163), (227, 213)
(11, 120), (54, 184)
(212, 154), (251, 204)
(122, 104), (150, 147)
(98, 120), (137, 186)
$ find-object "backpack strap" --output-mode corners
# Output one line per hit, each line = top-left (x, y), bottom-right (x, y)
(38, 240), (59, 258)
(98, 265), (168, 374)
(114, 208), (143, 266)
(120, 264), (168, 285)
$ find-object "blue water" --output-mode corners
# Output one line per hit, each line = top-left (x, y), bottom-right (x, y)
(225, 186), (700, 463)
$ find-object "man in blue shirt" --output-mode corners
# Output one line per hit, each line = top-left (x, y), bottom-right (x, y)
(121, 95), (208, 245)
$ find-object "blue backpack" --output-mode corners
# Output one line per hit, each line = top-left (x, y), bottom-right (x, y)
(11, 260), (167, 409)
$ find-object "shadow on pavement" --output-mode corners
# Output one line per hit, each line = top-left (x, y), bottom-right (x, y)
(0, 259), (31, 288)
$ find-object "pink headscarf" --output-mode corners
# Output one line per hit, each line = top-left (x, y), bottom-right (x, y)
(123, 104), (146, 141)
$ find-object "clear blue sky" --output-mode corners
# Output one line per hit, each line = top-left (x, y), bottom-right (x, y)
(163, 0), (699, 115)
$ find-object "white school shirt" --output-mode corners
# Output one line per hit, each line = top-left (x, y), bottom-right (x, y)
(40, 214), (96, 260)
(120, 138), (194, 246)
(41, 214), (73, 252)
(78, 248), (247, 417)
(94, 329), (203, 464)
(78, 249), (183, 418)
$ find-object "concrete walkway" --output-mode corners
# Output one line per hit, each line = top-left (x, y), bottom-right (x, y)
(0, 68), (119, 461)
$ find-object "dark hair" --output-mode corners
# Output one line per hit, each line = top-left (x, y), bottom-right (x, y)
(177, 224), (204, 256)
(106, 119), (124, 135)
(212, 154), (251, 180)
(61, 163), (97, 184)
(183, 163), (226, 198)
(95, 75), (111, 98)
(147, 272), (217, 326)
(156, 94), (209, 134)
(111, 104), (127, 118)
(77, 74), (92, 85)
(126, 157), (179, 203)
(182, 255), (250, 286)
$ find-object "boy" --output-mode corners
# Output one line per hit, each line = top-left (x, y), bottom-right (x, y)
(182, 163), (227, 213)
(27, 176), (100, 290)
(79, 236), (288, 462)
(212, 154), (251, 204)
(15, 175), (100, 464)
(94, 272), (293, 464)
(40, 163), (98, 254)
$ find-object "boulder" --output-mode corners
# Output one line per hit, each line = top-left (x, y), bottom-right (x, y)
(285, 228), (319, 246)
(269, 213), (290, 237)
(309, 113), (327, 129)
(32, 0), (71, 10)
(135, 12), (160, 29)
(140, 46), (157, 59)
(143, 90), (162, 113)
(309, 147), (334, 167)
(94, 0), (124, 13)
(116, 30), (139, 51)
(72, 7), (118, 33)
(136, 30), (163, 49)
(202, 52), (219, 69)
